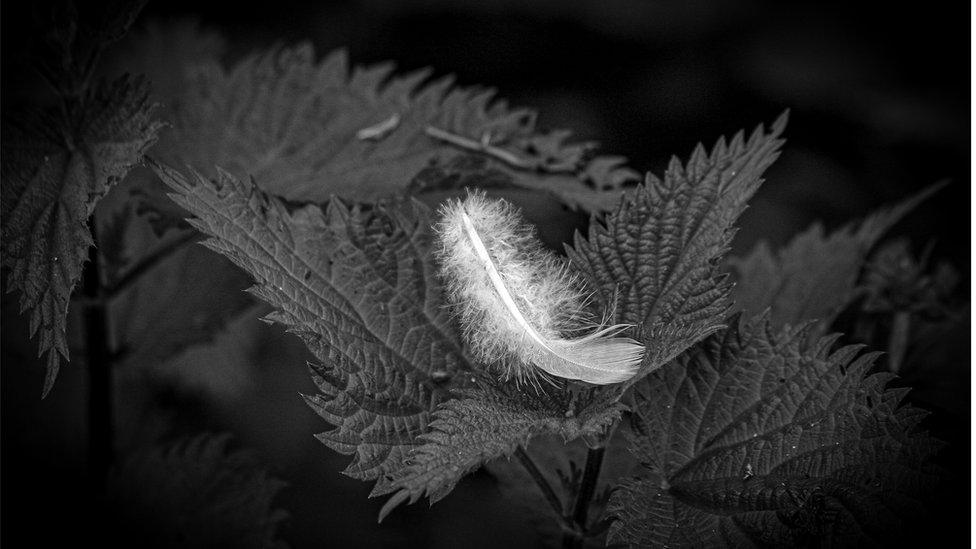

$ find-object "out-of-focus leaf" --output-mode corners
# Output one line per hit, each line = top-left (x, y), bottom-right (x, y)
(861, 237), (959, 317)
(100, 18), (228, 235)
(104, 433), (288, 548)
(100, 17), (226, 111)
(1, 75), (162, 395)
(729, 183), (944, 330)
(154, 44), (637, 210)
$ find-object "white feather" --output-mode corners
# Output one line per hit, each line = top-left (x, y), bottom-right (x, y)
(436, 191), (643, 385)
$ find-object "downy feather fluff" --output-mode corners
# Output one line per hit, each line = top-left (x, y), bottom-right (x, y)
(435, 191), (644, 385)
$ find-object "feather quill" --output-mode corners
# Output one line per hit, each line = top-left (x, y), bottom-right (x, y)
(435, 191), (643, 385)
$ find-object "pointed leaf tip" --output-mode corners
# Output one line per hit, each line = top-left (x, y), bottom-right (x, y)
(568, 117), (786, 388)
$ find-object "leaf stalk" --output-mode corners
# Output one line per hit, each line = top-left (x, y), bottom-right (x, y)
(514, 445), (576, 533)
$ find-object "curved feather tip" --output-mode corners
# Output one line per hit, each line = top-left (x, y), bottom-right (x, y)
(435, 191), (644, 385)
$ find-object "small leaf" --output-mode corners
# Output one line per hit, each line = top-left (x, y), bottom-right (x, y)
(154, 45), (637, 210)
(104, 433), (288, 548)
(379, 378), (624, 520)
(1, 75), (162, 395)
(729, 182), (945, 330)
(568, 113), (787, 386)
(607, 317), (943, 548)
(861, 237), (959, 317)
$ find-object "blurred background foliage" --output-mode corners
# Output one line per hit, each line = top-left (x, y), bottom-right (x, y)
(2, 0), (967, 547)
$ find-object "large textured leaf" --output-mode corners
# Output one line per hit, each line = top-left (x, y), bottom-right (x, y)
(567, 114), (787, 386)
(153, 161), (471, 494)
(155, 45), (637, 210)
(378, 378), (624, 520)
(729, 183), (944, 330)
(607, 317), (942, 548)
(104, 433), (287, 548)
(1, 75), (162, 395)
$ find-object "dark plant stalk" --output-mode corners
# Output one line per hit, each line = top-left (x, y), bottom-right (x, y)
(515, 446), (575, 532)
(82, 217), (114, 480)
(562, 446), (606, 548)
(573, 446), (605, 527)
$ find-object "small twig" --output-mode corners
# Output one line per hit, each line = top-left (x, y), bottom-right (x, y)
(425, 125), (579, 175)
(102, 230), (198, 300)
(356, 113), (401, 141)
(515, 446), (576, 533)
(426, 125), (533, 169)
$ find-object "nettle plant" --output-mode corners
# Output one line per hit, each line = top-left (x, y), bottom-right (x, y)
(2, 4), (959, 548)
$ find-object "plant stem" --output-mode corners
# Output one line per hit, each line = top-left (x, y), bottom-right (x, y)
(515, 446), (573, 530)
(563, 446), (606, 548)
(424, 125), (578, 173)
(83, 218), (114, 480)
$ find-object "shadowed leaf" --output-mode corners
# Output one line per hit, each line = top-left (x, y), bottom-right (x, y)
(729, 183), (945, 330)
(105, 433), (288, 548)
(607, 317), (943, 548)
(1, 75), (162, 395)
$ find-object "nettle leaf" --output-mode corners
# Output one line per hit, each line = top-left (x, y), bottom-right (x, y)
(568, 114), (787, 386)
(155, 159), (634, 515)
(152, 161), (471, 494)
(1, 75), (162, 395)
(379, 378), (624, 520)
(104, 433), (288, 548)
(607, 317), (942, 548)
(729, 182), (944, 330)
(155, 44), (637, 210)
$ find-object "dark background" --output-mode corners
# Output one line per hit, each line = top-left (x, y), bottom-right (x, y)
(2, 1), (969, 547)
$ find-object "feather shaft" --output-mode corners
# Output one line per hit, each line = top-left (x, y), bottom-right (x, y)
(459, 211), (550, 352)
(439, 193), (644, 385)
